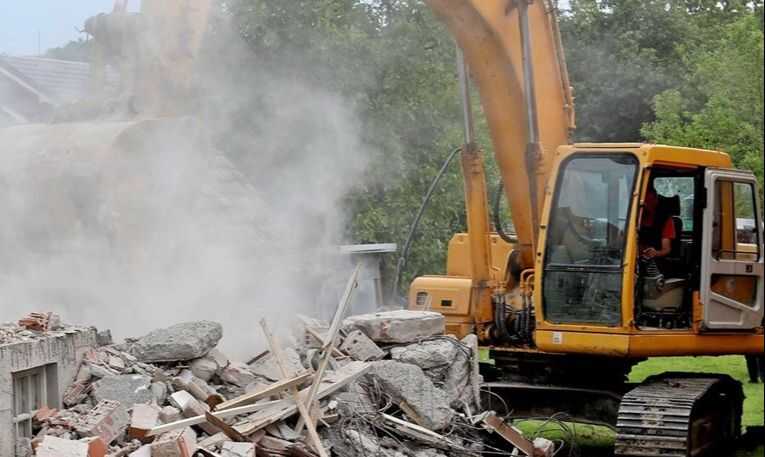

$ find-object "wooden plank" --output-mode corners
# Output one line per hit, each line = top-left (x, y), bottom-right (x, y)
(483, 413), (537, 457)
(235, 361), (371, 436)
(295, 264), (360, 433)
(381, 413), (459, 450)
(214, 372), (313, 412)
(144, 400), (285, 437)
(204, 411), (248, 442)
(259, 319), (329, 457)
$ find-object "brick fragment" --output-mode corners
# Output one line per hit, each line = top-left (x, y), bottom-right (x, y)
(129, 404), (160, 440)
(75, 399), (130, 444)
(150, 427), (197, 457)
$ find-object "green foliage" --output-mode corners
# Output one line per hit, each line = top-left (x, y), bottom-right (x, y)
(45, 38), (92, 62)
(642, 14), (764, 186)
(207, 0), (764, 299)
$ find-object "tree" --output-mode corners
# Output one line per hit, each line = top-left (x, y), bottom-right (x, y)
(642, 15), (764, 186)
(46, 38), (92, 62)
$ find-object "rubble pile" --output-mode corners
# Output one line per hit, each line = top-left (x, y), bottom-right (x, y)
(1, 313), (90, 345)
(10, 309), (553, 457)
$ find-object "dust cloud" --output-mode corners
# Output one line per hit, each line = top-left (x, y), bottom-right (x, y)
(0, 7), (370, 357)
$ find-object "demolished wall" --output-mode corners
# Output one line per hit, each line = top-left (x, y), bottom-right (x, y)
(0, 316), (97, 457)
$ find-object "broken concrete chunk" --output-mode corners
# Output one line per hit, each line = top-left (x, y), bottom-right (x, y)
(367, 360), (454, 431)
(129, 321), (222, 363)
(158, 405), (182, 424)
(129, 404), (160, 440)
(173, 370), (222, 406)
(248, 348), (302, 381)
(198, 432), (228, 450)
(169, 390), (217, 435)
(462, 333), (482, 410)
(189, 356), (217, 382)
(220, 361), (260, 387)
(168, 390), (195, 411)
(534, 437), (555, 457)
(36, 435), (89, 457)
(342, 310), (445, 343)
(189, 348), (229, 381)
(390, 338), (458, 370)
(129, 445), (152, 457)
(75, 399), (130, 445)
(339, 330), (385, 361)
(150, 427), (196, 457)
(335, 382), (376, 417)
(220, 441), (256, 457)
(92, 374), (153, 407)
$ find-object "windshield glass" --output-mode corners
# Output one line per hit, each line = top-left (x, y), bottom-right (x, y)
(545, 155), (638, 266)
(543, 154), (638, 326)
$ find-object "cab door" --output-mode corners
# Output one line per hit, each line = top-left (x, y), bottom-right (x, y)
(700, 169), (764, 330)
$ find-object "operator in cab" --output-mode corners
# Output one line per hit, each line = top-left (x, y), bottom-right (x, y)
(639, 180), (677, 264)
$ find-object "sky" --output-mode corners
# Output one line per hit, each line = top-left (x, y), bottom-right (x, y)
(1, 1), (572, 56)
(0, 0), (140, 56)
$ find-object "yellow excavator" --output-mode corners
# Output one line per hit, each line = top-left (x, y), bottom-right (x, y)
(407, 1), (764, 456)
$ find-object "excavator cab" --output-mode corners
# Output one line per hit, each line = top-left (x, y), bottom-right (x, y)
(535, 144), (764, 357)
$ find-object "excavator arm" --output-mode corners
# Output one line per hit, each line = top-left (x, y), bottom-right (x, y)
(426, 0), (574, 268)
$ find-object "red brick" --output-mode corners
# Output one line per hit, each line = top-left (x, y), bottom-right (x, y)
(75, 400), (130, 444)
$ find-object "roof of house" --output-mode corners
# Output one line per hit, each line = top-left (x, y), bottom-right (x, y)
(0, 55), (91, 105)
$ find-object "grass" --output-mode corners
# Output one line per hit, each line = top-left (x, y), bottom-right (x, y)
(510, 355), (764, 456)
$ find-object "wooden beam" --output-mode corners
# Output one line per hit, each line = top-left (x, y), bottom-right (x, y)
(295, 264), (360, 433)
(259, 319), (329, 457)
(204, 411), (248, 442)
(483, 413), (538, 457)
(144, 400), (285, 437)
(381, 413), (459, 451)
(235, 361), (371, 436)
(214, 372), (313, 412)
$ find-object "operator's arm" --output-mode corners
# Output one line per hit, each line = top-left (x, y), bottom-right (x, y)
(643, 238), (672, 259)
(643, 219), (676, 259)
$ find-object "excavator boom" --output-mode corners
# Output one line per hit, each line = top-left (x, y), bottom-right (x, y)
(426, 0), (574, 267)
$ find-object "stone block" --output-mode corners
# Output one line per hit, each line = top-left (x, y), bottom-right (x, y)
(130, 321), (222, 363)
(366, 360), (454, 431)
(390, 338), (457, 370)
(339, 330), (384, 361)
(342, 311), (444, 343)
(189, 348), (229, 381)
(169, 390), (217, 435)
(92, 374), (153, 407)
(248, 348), (302, 382)
(36, 436), (89, 457)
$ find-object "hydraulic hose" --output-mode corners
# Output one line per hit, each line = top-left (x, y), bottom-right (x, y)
(493, 181), (518, 244)
(390, 146), (462, 301)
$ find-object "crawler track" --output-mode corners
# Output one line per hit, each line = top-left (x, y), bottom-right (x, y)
(614, 373), (743, 457)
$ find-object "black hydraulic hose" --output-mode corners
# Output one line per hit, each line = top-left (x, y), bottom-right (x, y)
(493, 181), (518, 244)
(391, 146), (462, 301)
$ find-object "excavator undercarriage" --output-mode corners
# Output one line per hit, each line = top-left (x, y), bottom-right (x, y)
(480, 353), (746, 457)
